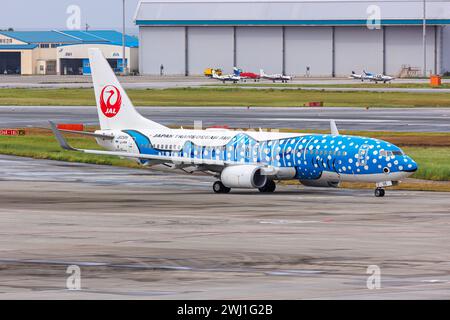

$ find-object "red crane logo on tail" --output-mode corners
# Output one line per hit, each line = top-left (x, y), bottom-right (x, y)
(100, 85), (122, 118)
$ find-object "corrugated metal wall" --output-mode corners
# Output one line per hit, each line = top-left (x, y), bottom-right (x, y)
(139, 26), (444, 77)
(334, 27), (383, 77)
(285, 27), (333, 77)
(139, 27), (186, 75)
(235, 27), (283, 75)
(385, 26), (436, 76)
(443, 26), (450, 74)
(187, 27), (234, 75)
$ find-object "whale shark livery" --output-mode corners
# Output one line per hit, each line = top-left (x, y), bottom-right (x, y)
(50, 48), (418, 197)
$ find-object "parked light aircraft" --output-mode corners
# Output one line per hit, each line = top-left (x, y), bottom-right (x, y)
(233, 67), (260, 82)
(351, 71), (394, 83)
(211, 69), (240, 83)
(260, 69), (292, 83)
(51, 48), (418, 197)
(350, 71), (366, 81)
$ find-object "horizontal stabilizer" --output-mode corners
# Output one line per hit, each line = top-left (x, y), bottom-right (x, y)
(56, 128), (115, 140)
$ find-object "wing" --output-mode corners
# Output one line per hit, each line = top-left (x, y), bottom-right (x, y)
(49, 121), (279, 175)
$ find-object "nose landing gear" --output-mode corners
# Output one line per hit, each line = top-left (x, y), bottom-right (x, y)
(374, 188), (385, 197)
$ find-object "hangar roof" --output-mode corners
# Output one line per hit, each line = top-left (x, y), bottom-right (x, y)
(0, 30), (138, 47)
(0, 44), (38, 50)
(135, 0), (450, 26)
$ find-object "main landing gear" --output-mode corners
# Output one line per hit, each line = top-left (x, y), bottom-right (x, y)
(258, 180), (276, 193)
(212, 180), (277, 193)
(374, 188), (386, 197)
(213, 181), (230, 194)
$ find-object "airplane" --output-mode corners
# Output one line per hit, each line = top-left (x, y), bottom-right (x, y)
(50, 48), (418, 198)
(350, 71), (367, 81)
(260, 69), (292, 83)
(211, 69), (240, 83)
(233, 67), (260, 82)
(351, 71), (394, 83)
(368, 72), (395, 83)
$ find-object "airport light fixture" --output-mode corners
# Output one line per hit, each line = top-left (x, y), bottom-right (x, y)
(122, 0), (127, 76)
(423, 0), (427, 77)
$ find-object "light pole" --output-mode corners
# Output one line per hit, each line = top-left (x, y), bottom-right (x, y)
(122, 0), (127, 75)
(422, 0), (427, 77)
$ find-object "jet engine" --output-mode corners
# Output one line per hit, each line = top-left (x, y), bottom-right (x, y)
(221, 165), (267, 189)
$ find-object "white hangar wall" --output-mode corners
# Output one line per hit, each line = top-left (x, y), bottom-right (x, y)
(235, 27), (283, 75)
(284, 27), (333, 77)
(139, 27), (186, 75)
(139, 25), (446, 77)
(188, 27), (234, 75)
(136, 1), (450, 76)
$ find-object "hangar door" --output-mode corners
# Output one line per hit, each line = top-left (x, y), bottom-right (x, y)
(188, 27), (234, 75)
(139, 27), (186, 75)
(334, 27), (383, 77)
(0, 52), (21, 74)
(236, 27), (283, 74)
(285, 27), (333, 77)
(60, 59), (83, 75)
(385, 26), (435, 76)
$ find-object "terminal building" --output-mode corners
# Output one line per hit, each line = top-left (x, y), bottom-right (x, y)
(0, 30), (138, 75)
(134, 0), (450, 77)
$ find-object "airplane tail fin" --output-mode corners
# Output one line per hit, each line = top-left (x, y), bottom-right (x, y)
(259, 69), (265, 77)
(89, 48), (166, 131)
(352, 71), (355, 74)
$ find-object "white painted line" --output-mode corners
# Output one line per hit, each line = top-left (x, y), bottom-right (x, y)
(258, 118), (401, 123)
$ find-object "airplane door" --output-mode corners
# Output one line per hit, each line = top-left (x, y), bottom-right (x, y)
(358, 144), (370, 166)
(253, 143), (259, 162)
(128, 136), (137, 152)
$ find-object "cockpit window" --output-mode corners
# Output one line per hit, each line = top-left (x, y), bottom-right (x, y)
(380, 150), (404, 157)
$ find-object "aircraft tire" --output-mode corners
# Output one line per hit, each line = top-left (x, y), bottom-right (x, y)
(374, 188), (385, 197)
(213, 181), (231, 194)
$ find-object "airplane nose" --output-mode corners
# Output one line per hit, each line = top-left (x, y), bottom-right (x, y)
(403, 157), (418, 173)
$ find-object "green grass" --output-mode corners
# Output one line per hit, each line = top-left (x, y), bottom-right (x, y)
(403, 147), (450, 181)
(0, 134), (140, 168)
(1, 87), (450, 107)
(0, 133), (449, 181)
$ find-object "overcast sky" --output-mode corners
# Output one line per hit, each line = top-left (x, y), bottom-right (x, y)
(0, 0), (141, 34)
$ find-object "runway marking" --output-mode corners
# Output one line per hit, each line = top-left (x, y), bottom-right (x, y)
(259, 220), (320, 225)
(266, 270), (324, 276)
(0, 258), (325, 277)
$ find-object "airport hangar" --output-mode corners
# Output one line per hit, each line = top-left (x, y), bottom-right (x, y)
(0, 30), (138, 75)
(134, 0), (450, 77)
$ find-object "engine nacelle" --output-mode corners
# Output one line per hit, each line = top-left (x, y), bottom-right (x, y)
(300, 179), (340, 188)
(300, 172), (340, 188)
(221, 165), (267, 189)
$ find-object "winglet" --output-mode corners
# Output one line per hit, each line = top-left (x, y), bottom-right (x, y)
(330, 120), (340, 136)
(49, 121), (77, 151)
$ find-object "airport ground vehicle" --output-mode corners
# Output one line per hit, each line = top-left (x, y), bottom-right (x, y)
(204, 68), (222, 77)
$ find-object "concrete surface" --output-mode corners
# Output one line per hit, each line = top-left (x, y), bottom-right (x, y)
(1, 106), (449, 132)
(0, 155), (449, 299)
(1, 75), (449, 93)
